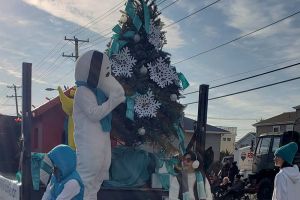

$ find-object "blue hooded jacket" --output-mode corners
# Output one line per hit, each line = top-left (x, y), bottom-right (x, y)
(48, 145), (84, 200)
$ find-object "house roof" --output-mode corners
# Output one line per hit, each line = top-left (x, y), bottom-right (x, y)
(32, 88), (73, 117)
(236, 132), (256, 144)
(293, 105), (300, 110)
(183, 117), (229, 134)
(253, 112), (296, 127)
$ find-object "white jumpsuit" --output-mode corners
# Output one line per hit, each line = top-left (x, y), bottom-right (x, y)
(73, 86), (125, 200)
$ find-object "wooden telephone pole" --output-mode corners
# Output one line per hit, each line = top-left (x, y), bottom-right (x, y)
(186, 84), (209, 166)
(63, 36), (89, 60)
(6, 84), (22, 116)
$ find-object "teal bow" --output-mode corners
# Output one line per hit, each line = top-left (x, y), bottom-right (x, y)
(178, 72), (190, 90)
(125, 0), (142, 31)
(142, 0), (150, 34)
(109, 25), (137, 57)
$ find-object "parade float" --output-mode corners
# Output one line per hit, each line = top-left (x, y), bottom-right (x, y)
(0, 0), (212, 199)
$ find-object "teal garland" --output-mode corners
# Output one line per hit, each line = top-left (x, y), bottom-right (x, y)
(126, 94), (137, 121)
(173, 123), (185, 154)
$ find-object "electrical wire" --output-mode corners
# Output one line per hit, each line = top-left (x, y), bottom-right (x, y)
(164, 0), (222, 29)
(184, 76), (300, 105)
(183, 62), (300, 95)
(173, 9), (300, 65)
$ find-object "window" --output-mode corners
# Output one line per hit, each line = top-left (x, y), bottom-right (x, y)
(227, 138), (231, 141)
(223, 138), (226, 141)
(256, 137), (271, 155)
(286, 124), (293, 131)
(273, 126), (280, 133)
(272, 137), (281, 153)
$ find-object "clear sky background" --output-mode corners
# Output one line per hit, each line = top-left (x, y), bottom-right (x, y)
(0, 0), (300, 140)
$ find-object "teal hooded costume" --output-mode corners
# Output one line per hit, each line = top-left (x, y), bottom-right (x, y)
(47, 145), (84, 200)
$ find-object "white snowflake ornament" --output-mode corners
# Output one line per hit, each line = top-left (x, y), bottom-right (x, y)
(147, 57), (178, 88)
(148, 20), (163, 51)
(134, 90), (161, 118)
(111, 47), (137, 78)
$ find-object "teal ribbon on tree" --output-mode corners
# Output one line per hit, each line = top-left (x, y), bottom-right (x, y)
(126, 94), (137, 121)
(178, 72), (190, 90)
(173, 123), (185, 154)
(126, 0), (142, 31)
(142, 0), (150, 34)
(109, 25), (136, 57)
(109, 25), (128, 57)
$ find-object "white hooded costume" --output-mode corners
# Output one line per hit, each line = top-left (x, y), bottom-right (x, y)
(272, 165), (300, 200)
(73, 50), (125, 200)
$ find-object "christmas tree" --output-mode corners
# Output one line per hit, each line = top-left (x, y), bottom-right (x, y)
(107, 0), (189, 153)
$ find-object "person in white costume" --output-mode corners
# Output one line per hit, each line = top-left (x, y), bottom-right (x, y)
(73, 50), (125, 200)
(272, 142), (300, 200)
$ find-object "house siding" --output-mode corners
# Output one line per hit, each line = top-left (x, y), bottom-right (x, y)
(184, 132), (221, 161)
(235, 133), (256, 149)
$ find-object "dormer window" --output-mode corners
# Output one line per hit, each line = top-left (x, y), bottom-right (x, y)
(273, 126), (280, 133)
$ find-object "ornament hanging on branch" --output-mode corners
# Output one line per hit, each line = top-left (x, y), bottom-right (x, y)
(147, 57), (178, 88)
(111, 47), (137, 78)
(170, 94), (178, 101)
(139, 65), (148, 75)
(134, 34), (141, 43)
(134, 89), (161, 118)
(138, 127), (146, 135)
(148, 19), (163, 51)
(119, 14), (128, 24)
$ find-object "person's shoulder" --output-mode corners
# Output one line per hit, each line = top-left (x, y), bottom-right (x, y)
(275, 170), (286, 181)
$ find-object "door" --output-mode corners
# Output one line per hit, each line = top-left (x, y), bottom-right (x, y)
(253, 136), (272, 173)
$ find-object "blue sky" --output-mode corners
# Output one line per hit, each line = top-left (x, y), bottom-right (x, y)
(0, 0), (300, 140)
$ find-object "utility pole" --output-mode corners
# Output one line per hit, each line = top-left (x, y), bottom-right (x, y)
(186, 84), (209, 171)
(63, 36), (89, 60)
(21, 62), (32, 200)
(7, 84), (22, 116)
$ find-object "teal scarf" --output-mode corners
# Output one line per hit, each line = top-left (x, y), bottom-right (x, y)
(181, 171), (206, 200)
(75, 81), (112, 132)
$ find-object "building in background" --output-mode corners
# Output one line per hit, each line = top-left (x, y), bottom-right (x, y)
(184, 118), (230, 161)
(253, 105), (300, 136)
(217, 126), (237, 154)
(235, 132), (256, 149)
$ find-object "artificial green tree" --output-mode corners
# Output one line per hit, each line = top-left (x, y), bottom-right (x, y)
(108, 0), (189, 153)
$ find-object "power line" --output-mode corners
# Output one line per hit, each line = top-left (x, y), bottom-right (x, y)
(160, 0), (180, 11)
(210, 62), (300, 89)
(185, 113), (257, 120)
(70, 0), (126, 36)
(80, 0), (183, 50)
(207, 57), (300, 83)
(164, 0), (222, 29)
(183, 62), (300, 95)
(185, 76), (300, 105)
(173, 9), (300, 65)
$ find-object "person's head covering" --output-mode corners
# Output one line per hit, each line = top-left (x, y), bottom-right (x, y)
(48, 144), (77, 179)
(274, 142), (298, 165)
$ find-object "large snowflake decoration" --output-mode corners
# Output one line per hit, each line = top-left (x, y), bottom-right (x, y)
(147, 57), (178, 88)
(134, 90), (161, 118)
(111, 47), (137, 77)
(148, 20), (163, 51)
